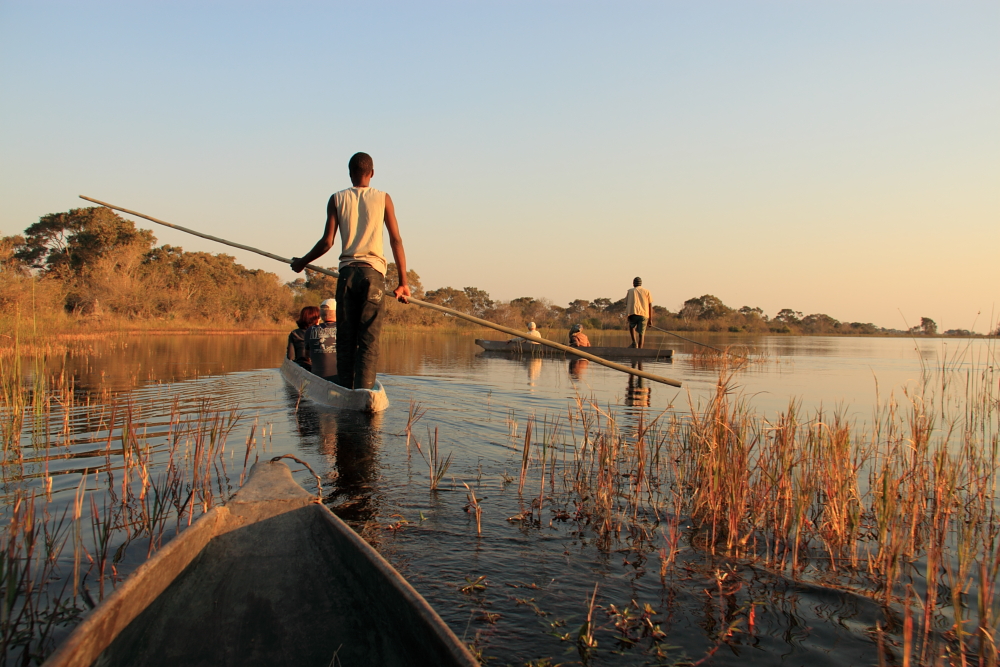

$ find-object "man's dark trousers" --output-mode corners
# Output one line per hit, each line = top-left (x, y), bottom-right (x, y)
(335, 265), (385, 390)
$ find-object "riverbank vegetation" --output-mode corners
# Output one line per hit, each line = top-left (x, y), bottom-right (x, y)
(4, 208), (990, 337)
(0, 349), (261, 663)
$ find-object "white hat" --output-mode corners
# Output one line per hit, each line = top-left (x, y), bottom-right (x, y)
(527, 322), (537, 329)
(320, 298), (336, 310)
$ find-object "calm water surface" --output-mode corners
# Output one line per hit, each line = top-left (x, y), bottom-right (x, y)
(17, 331), (997, 665)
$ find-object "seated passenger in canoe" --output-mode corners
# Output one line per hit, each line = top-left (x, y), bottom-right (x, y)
(569, 324), (591, 348)
(288, 306), (320, 370)
(308, 298), (338, 381)
(509, 322), (542, 344)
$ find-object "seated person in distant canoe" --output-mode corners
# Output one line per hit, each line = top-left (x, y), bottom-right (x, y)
(509, 322), (543, 344)
(288, 306), (320, 370)
(569, 324), (591, 347)
(307, 298), (338, 381)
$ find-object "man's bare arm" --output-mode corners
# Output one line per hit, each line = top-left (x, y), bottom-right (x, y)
(290, 195), (339, 273)
(384, 194), (411, 303)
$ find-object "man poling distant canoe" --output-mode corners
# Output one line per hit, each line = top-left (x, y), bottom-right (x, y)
(291, 153), (411, 390)
(626, 277), (653, 349)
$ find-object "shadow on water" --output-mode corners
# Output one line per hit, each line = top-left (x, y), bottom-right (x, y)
(284, 386), (385, 524)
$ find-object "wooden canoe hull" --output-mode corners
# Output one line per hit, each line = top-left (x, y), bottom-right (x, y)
(43, 461), (478, 667)
(280, 358), (390, 413)
(475, 339), (672, 359)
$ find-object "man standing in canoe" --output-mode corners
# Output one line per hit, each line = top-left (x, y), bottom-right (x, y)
(625, 277), (653, 349)
(291, 153), (411, 389)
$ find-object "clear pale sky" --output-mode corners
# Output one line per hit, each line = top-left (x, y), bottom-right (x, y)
(1, 2), (997, 332)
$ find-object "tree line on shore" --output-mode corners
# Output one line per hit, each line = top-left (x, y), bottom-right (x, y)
(2, 207), (990, 336)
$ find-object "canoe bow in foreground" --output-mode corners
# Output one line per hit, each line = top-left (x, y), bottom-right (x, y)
(475, 339), (672, 359)
(280, 358), (390, 413)
(42, 460), (478, 667)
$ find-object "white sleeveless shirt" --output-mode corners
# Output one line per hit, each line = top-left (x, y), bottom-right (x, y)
(332, 187), (387, 276)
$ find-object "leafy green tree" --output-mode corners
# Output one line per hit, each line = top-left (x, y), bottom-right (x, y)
(386, 263), (424, 298)
(606, 297), (627, 315)
(680, 295), (732, 321)
(847, 322), (878, 334)
(16, 207), (154, 276)
(0, 234), (28, 275)
(801, 313), (841, 333)
(463, 287), (493, 317)
(775, 309), (803, 325)
(303, 267), (338, 296)
(508, 297), (554, 326)
(920, 317), (937, 335)
(425, 287), (473, 313)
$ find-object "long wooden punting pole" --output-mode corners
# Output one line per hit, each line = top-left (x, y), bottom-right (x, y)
(648, 325), (724, 353)
(79, 196), (682, 387)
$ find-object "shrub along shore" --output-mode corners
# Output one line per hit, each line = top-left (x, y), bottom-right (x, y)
(3, 207), (995, 338)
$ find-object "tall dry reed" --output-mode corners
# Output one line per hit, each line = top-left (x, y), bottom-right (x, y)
(0, 346), (258, 663)
(512, 342), (998, 665)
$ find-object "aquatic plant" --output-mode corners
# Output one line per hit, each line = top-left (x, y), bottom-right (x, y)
(0, 349), (258, 663)
(501, 342), (999, 665)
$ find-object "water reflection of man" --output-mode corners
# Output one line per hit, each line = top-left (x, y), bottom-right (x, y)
(527, 357), (542, 387)
(569, 358), (590, 380)
(287, 392), (383, 524)
(626, 361), (651, 408)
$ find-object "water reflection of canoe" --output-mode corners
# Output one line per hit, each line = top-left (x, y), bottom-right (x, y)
(44, 461), (479, 667)
(280, 358), (390, 413)
(475, 339), (672, 359)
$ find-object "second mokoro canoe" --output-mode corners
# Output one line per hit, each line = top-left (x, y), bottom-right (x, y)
(280, 357), (390, 413)
(475, 339), (672, 359)
(42, 460), (479, 667)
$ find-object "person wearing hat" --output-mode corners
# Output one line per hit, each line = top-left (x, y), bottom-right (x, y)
(625, 277), (653, 349)
(568, 324), (591, 348)
(307, 298), (338, 380)
(509, 322), (543, 344)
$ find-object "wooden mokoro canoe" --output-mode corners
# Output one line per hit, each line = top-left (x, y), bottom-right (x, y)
(43, 460), (479, 667)
(475, 339), (672, 359)
(280, 357), (390, 413)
